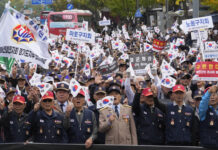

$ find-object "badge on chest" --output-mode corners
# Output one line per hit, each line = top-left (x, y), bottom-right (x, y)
(122, 115), (129, 123)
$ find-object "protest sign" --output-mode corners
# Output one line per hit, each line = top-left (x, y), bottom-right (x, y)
(152, 39), (166, 51)
(99, 19), (111, 26)
(97, 60), (119, 75)
(66, 29), (95, 43)
(191, 30), (208, 41)
(203, 49), (218, 59)
(203, 41), (218, 59)
(129, 52), (153, 76)
(181, 16), (214, 32)
(194, 62), (218, 81)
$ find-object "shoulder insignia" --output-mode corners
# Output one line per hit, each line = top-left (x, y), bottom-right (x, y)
(100, 107), (108, 111)
(123, 105), (132, 108)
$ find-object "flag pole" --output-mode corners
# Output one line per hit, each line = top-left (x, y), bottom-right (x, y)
(74, 51), (79, 78)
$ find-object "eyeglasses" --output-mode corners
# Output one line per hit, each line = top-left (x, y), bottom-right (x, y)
(42, 99), (53, 103)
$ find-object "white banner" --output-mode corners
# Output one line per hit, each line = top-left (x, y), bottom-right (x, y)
(191, 30), (208, 41)
(203, 50), (218, 59)
(0, 7), (51, 69)
(181, 16), (214, 32)
(66, 29), (95, 44)
(99, 19), (111, 26)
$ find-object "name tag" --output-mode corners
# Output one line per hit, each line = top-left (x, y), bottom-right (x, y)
(158, 114), (163, 117)
(170, 111), (175, 115)
(85, 120), (92, 124)
(144, 111), (147, 115)
(185, 112), (191, 116)
(210, 112), (214, 116)
(70, 119), (74, 122)
(54, 120), (62, 124)
(10, 121), (13, 125)
(40, 119), (44, 123)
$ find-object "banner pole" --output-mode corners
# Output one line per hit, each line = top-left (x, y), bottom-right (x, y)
(198, 29), (205, 61)
(74, 52), (79, 78)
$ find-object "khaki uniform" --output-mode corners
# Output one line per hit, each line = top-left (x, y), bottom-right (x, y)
(184, 89), (193, 105)
(99, 104), (137, 145)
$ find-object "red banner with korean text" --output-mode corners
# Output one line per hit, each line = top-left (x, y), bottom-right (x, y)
(194, 62), (218, 81)
(152, 39), (166, 51)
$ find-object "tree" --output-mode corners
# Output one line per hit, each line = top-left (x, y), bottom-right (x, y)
(105, 0), (136, 20)
(0, 0), (9, 16)
(201, 0), (218, 12)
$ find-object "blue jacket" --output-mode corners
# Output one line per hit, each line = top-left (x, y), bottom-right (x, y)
(27, 109), (68, 143)
(67, 108), (93, 143)
(165, 103), (194, 145)
(199, 91), (218, 148)
(134, 104), (165, 145)
(1, 111), (28, 142)
(132, 93), (165, 145)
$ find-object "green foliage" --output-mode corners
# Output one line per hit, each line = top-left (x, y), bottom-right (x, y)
(0, 0), (9, 16)
(201, 0), (218, 12)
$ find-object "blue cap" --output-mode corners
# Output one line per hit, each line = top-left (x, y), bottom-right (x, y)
(56, 83), (69, 92)
(108, 85), (121, 94)
(17, 74), (26, 80)
(109, 79), (121, 88)
(94, 86), (106, 94)
(0, 75), (6, 82)
(6, 87), (16, 95)
(193, 90), (204, 99)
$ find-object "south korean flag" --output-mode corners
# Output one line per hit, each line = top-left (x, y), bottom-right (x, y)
(97, 96), (114, 109)
(161, 75), (176, 88)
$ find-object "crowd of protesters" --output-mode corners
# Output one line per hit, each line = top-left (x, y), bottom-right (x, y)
(0, 20), (218, 149)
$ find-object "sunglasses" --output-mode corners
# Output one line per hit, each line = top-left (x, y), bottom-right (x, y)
(42, 99), (53, 103)
(195, 97), (202, 101)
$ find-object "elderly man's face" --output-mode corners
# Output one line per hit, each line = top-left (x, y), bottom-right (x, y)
(18, 79), (26, 89)
(209, 92), (218, 106)
(56, 90), (69, 103)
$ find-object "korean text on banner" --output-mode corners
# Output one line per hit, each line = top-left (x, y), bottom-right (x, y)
(194, 62), (218, 81)
(152, 39), (166, 51)
(66, 29), (95, 44)
(203, 41), (218, 59)
(0, 7), (51, 69)
(129, 52), (153, 76)
(99, 19), (111, 26)
(181, 16), (214, 32)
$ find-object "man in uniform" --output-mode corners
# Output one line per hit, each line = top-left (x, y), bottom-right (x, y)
(27, 91), (67, 143)
(88, 86), (107, 144)
(99, 85), (137, 145)
(54, 82), (72, 114)
(132, 87), (165, 145)
(65, 89), (97, 148)
(0, 95), (29, 142)
(4, 87), (16, 107)
(154, 84), (198, 145)
(16, 74), (28, 96)
(199, 85), (218, 148)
